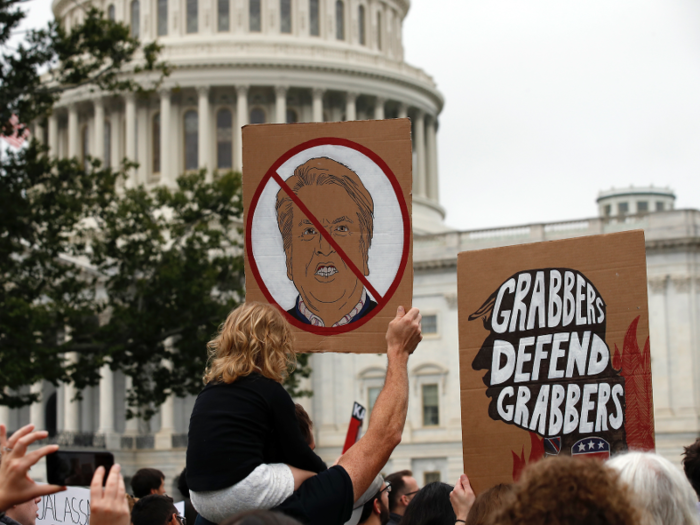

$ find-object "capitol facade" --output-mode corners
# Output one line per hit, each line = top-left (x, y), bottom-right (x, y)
(4, 0), (700, 496)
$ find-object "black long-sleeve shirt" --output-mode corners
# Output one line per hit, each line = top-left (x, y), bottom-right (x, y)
(186, 373), (327, 492)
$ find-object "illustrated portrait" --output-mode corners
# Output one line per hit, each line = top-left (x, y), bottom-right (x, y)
(249, 142), (407, 333)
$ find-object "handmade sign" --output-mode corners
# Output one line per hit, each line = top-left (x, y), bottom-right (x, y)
(243, 119), (412, 353)
(458, 231), (654, 492)
(37, 486), (91, 525)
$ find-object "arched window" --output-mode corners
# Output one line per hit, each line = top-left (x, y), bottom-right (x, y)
(152, 113), (160, 173)
(184, 110), (198, 171)
(216, 109), (232, 169)
(104, 121), (111, 168)
(250, 108), (266, 124)
(249, 0), (261, 32)
(335, 0), (344, 40)
(286, 108), (298, 123)
(280, 0), (291, 33)
(157, 0), (167, 35)
(358, 4), (365, 45)
(309, 0), (319, 36)
(186, 0), (198, 33)
(218, 0), (229, 31)
(376, 10), (381, 50)
(130, 0), (140, 37)
(107, 4), (115, 20)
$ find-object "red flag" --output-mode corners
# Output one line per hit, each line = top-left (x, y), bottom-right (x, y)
(342, 402), (367, 454)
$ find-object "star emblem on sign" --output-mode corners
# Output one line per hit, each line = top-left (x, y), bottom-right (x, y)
(571, 437), (611, 460)
(578, 443), (586, 452)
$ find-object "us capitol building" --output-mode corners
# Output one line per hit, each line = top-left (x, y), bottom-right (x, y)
(4, 0), (700, 493)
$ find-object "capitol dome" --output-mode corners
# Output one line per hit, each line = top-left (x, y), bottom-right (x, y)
(50, 0), (447, 233)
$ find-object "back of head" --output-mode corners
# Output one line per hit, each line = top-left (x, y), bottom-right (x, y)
(400, 482), (456, 525)
(466, 484), (515, 525)
(177, 467), (190, 499)
(385, 470), (413, 512)
(131, 495), (177, 525)
(294, 403), (313, 446)
(203, 302), (295, 385)
(493, 456), (638, 525)
(220, 510), (303, 525)
(683, 438), (700, 499)
(131, 468), (165, 498)
(608, 451), (698, 525)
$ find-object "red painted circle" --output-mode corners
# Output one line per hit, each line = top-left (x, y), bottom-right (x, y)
(246, 138), (411, 336)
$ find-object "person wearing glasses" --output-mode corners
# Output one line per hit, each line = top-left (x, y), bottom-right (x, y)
(131, 494), (186, 525)
(353, 481), (391, 525)
(384, 470), (420, 525)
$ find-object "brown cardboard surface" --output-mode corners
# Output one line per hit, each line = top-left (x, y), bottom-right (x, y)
(458, 231), (653, 493)
(243, 119), (413, 353)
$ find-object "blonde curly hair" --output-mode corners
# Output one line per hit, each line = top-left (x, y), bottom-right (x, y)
(203, 302), (296, 385)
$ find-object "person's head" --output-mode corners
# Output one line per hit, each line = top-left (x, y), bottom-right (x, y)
(203, 302), (295, 385)
(399, 482), (456, 525)
(5, 496), (41, 525)
(465, 484), (515, 525)
(295, 403), (315, 450)
(358, 481), (391, 525)
(608, 451), (698, 525)
(131, 494), (179, 525)
(275, 157), (375, 315)
(385, 470), (419, 515)
(682, 438), (700, 499)
(220, 510), (303, 525)
(131, 468), (166, 498)
(492, 456), (638, 525)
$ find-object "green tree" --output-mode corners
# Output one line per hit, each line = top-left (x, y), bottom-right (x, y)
(1, 0), (311, 415)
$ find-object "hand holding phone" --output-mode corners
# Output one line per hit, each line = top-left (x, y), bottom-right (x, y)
(46, 451), (115, 487)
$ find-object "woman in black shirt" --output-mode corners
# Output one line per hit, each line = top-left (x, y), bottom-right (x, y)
(187, 303), (327, 523)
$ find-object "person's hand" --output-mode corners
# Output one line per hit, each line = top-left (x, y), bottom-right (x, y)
(0, 424), (65, 512)
(386, 306), (422, 357)
(90, 464), (130, 525)
(450, 473), (475, 522)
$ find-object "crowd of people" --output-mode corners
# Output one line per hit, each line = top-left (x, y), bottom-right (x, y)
(2, 302), (700, 525)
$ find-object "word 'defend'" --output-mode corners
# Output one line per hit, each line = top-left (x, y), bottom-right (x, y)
(490, 331), (609, 385)
(492, 270), (605, 334)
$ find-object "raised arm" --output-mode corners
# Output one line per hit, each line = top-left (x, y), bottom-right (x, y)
(337, 305), (422, 502)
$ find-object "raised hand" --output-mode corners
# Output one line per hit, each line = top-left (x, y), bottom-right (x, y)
(0, 424), (66, 512)
(89, 464), (130, 525)
(450, 473), (476, 522)
(386, 305), (423, 357)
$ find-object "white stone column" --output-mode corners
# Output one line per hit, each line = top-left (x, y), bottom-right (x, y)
(63, 353), (79, 433)
(93, 98), (105, 162)
(98, 365), (114, 434)
(124, 375), (139, 434)
(67, 104), (79, 158)
(312, 88), (324, 123)
(48, 113), (59, 158)
(29, 382), (44, 429)
(125, 93), (136, 186)
(413, 109), (426, 198)
(155, 395), (175, 449)
(136, 105), (148, 184)
(426, 115), (439, 201)
(374, 97), (385, 120)
(197, 86), (210, 170)
(346, 92), (357, 121)
(159, 88), (172, 185)
(234, 85), (248, 172)
(398, 103), (408, 119)
(34, 122), (44, 145)
(275, 86), (288, 124)
(0, 404), (8, 428)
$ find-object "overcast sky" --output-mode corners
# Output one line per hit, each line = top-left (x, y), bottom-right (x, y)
(13, 0), (700, 231)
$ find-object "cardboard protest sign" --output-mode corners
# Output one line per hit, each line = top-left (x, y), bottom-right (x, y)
(458, 231), (654, 492)
(243, 119), (412, 353)
(37, 486), (91, 525)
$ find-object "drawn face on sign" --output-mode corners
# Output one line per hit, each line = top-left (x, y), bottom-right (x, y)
(248, 141), (408, 335)
(469, 268), (627, 456)
(277, 158), (375, 327)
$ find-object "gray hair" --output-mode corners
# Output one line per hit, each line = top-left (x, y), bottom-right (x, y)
(608, 451), (699, 525)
